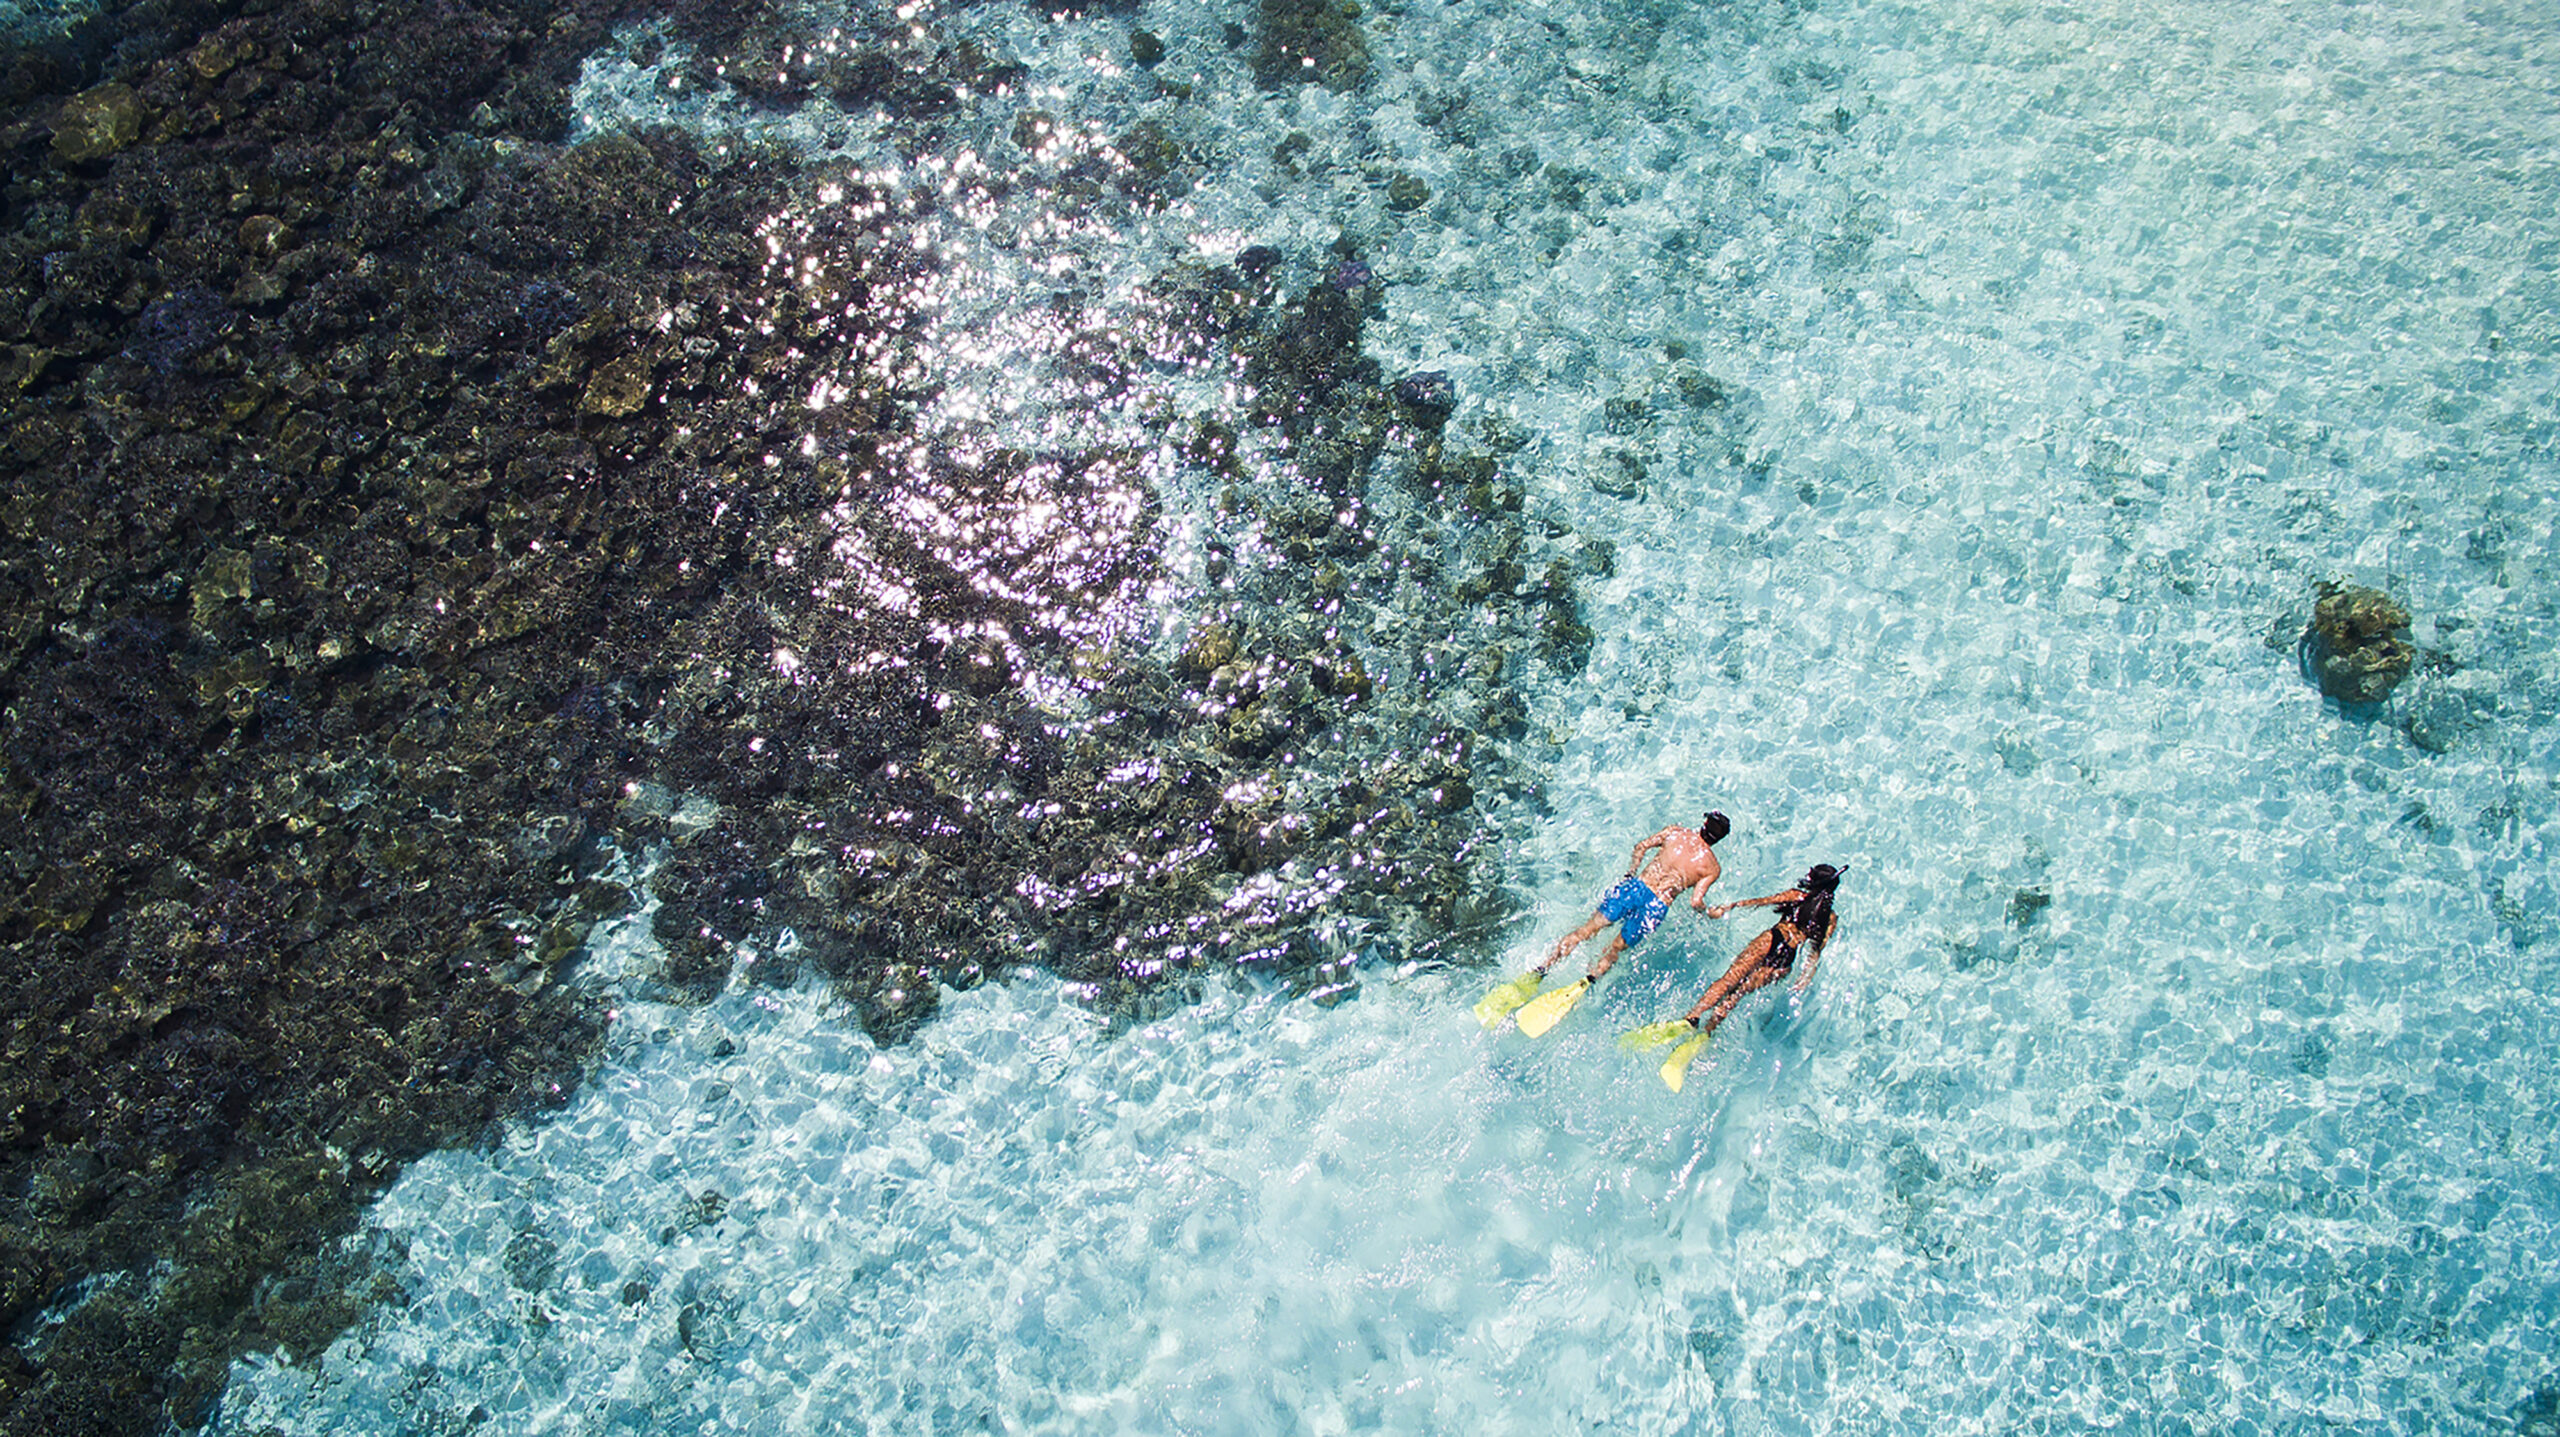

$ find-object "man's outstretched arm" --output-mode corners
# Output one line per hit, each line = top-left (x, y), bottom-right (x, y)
(1686, 856), (1722, 910)
(1629, 828), (1674, 871)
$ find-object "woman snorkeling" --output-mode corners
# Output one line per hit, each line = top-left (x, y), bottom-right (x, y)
(1625, 863), (1844, 1090)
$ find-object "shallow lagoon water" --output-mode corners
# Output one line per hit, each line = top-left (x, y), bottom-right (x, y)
(219, 0), (2558, 1430)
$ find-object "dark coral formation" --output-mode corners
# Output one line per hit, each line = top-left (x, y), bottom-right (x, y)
(634, 237), (1584, 1034)
(0, 1), (790, 1429)
(2301, 580), (2415, 707)
(1256, 0), (1371, 92)
(0, 1), (1592, 1432)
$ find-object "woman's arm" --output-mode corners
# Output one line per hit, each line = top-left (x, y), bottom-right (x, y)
(1706, 888), (1801, 920)
(1792, 912), (1839, 993)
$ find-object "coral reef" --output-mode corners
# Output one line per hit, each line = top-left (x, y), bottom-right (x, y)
(0, 0), (1590, 1430)
(1256, 0), (1371, 92)
(2301, 580), (2415, 707)
(0, 1), (772, 1429)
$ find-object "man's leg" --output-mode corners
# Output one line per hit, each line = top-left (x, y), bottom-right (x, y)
(1583, 931), (1632, 981)
(1540, 912), (1609, 972)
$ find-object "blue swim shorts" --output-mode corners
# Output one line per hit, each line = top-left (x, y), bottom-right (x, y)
(1597, 875), (1669, 947)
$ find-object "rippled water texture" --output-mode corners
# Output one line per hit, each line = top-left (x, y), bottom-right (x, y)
(220, 0), (2558, 1430)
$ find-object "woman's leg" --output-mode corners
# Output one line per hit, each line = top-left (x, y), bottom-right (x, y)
(1683, 932), (1782, 1033)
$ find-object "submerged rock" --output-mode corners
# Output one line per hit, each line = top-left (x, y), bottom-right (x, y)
(50, 82), (143, 163)
(2403, 677), (2487, 755)
(2403, 690), (2464, 754)
(1394, 370), (1455, 419)
(1256, 0), (1372, 91)
(1113, 119), (1187, 204)
(2301, 581), (2414, 706)
(1178, 623), (1240, 677)
(1670, 364), (1731, 410)
(127, 287), (236, 373)
(1240, 254), (1392, 493)
(579, 349), (658, 417)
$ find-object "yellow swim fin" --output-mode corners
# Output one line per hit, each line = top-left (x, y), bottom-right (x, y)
(1659, 1032), (1709, 1091)
(1618, 1019), (1696, 1054)
(1514, 978), (1592, 1038)
(1473, 972), (1545, 1028)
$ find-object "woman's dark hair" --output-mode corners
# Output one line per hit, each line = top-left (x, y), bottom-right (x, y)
(1700, 810), (1731, 844)
(1784, 864), (1843, 950)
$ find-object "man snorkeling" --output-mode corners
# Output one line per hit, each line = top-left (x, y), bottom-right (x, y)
(1625, 863), (1844, 1090)
(1475, 810), (1731, 1036)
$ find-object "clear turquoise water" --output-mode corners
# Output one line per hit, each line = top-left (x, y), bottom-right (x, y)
(220, 0), (2559, 1430)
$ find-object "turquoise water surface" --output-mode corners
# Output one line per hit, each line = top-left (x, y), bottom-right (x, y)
(219, 0), (2558, 1430)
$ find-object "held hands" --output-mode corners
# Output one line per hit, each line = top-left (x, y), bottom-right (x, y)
(1706, 903), (1731, 919)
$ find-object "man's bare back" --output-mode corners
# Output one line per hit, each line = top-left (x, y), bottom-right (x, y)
(1632, 826), (1720, 909)
(1472, 808), (1733, 1035)
(1538, 811), (1731, 979)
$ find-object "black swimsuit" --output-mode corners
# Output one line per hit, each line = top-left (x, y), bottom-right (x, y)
(1760, 885), (1839, 979)
(1763, 924), (1804, 975)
